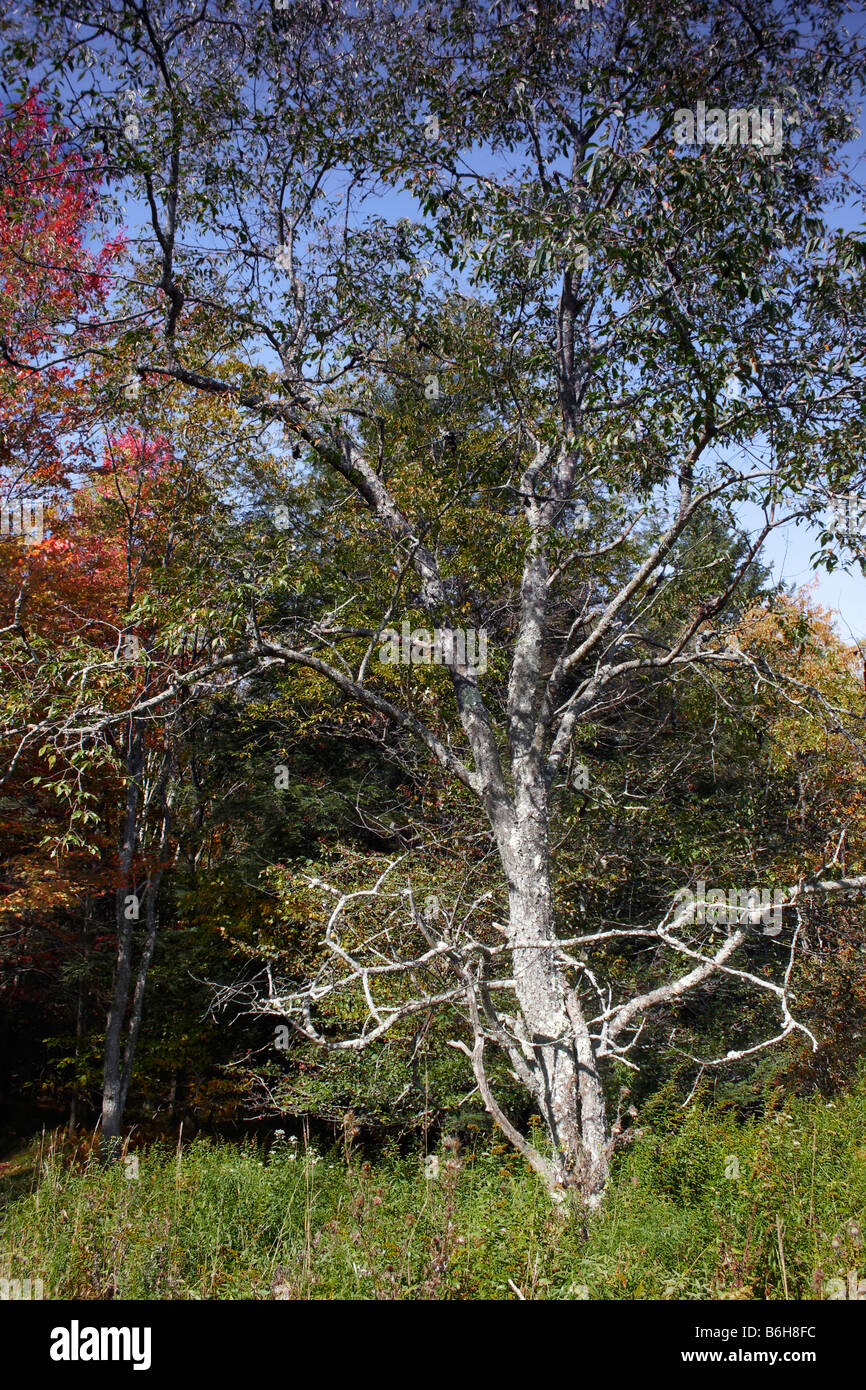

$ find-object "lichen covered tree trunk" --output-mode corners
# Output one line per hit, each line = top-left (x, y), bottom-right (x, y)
(496, 800), (610, 1209)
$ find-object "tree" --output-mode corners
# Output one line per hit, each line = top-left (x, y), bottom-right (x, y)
(0, 90), (126, 1134)
(6, 0), (866, 1205)
(0, 91), (122, 498)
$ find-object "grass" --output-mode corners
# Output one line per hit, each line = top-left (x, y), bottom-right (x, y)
(1, 1079), (864, 1300)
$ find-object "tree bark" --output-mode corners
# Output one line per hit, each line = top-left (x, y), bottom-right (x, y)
(100, 721), (143, 1162)
(496, 802), (610, 1209)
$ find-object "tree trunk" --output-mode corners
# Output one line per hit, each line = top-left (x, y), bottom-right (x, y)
(100, 723), (143, 1162)
(118, 865), (161, 1119)
(100, 737), (173, 1162)
(497, 806), (610, 1209)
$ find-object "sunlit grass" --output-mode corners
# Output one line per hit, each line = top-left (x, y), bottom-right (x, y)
(1, 1079), (864, 1300)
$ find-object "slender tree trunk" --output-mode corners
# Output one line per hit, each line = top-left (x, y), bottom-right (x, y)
(118, 862), (162, 1119)
(100, 722), (143, 1162)
(101, 738), (174, 1161)
(568, 991), (610, 1208)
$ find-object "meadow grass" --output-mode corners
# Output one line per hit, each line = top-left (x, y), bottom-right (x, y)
(1, 1080), (864, 1300)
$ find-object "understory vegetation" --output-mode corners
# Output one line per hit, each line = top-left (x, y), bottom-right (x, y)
(3, 1075), (865, 1301)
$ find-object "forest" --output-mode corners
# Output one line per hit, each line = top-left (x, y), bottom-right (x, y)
(1, 0), (865, 1326)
